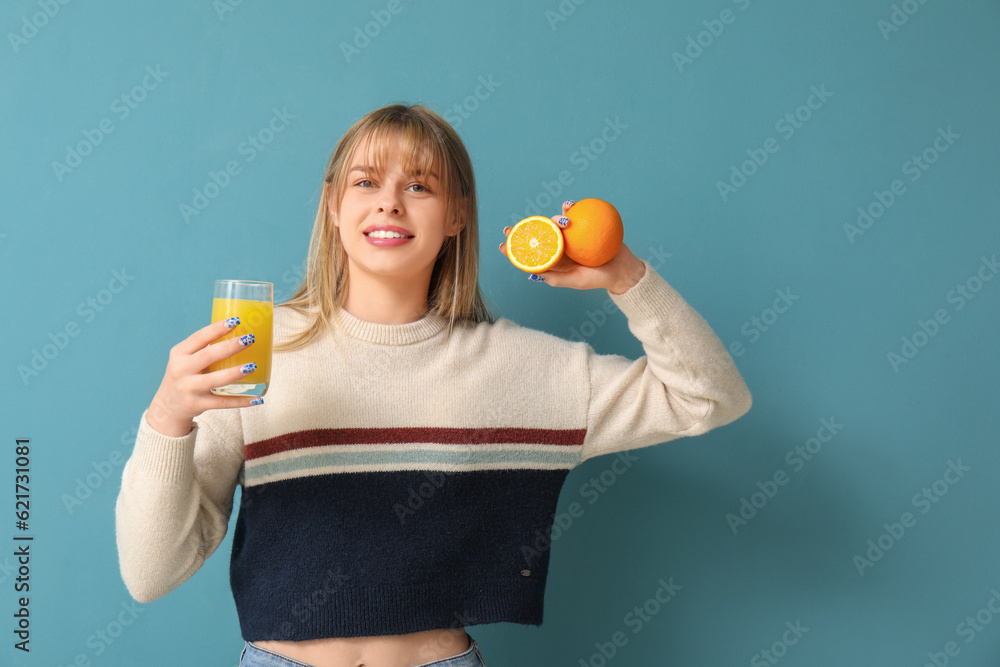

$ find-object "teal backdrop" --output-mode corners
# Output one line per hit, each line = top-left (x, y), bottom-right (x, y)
(2, 0), (999, 665)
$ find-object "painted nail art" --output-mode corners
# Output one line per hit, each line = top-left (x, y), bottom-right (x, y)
(564, 200), (575, 207)
(239, 333), (255, 346)
(557, 217), (569, 227)
(529, 274), (546, 282)
(241, 362), (257, 374)
(250, 397), (264, 405)
(225, 316), (240, 328)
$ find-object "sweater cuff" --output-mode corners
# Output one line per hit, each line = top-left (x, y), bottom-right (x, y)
(131, 409), (200, 483)
(608, 259), (684, 320)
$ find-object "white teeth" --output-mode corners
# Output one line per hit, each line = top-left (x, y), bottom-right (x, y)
(366, 230), (409, 239)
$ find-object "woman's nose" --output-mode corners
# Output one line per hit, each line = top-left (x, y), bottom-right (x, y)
(377, 195), (401, 215)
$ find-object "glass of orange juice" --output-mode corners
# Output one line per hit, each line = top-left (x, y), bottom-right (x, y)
(207, 280), (273, 397)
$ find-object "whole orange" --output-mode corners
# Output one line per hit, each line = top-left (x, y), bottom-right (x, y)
(562, 198), (623, 267)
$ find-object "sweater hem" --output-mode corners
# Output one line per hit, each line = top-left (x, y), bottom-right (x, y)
(234, 577), (547, 641)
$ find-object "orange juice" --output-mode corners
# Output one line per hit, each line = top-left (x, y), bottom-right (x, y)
(208, 297), (273, 396)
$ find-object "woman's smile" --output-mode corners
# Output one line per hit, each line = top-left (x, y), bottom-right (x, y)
(363, 232), (414, 247)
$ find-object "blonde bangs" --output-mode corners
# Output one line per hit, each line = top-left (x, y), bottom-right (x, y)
(334, 120), (450, 217)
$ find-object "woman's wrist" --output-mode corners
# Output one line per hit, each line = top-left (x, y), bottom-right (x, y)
(146, 395), (194, 437)
(609, 255), (646, 295)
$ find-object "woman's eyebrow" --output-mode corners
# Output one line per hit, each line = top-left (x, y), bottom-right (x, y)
(349, 165), (439, 180)
(406, 167), (439, 180)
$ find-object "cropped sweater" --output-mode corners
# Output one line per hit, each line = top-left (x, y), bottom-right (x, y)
(114, 259), (752, 641)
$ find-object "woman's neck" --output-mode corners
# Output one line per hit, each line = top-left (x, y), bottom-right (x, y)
(341, 282), (429, 325)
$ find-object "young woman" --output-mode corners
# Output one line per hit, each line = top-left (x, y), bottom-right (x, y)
(115, 104), (752, 667)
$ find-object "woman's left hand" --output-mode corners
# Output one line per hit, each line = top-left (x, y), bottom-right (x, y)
(499, 200), (646, 294)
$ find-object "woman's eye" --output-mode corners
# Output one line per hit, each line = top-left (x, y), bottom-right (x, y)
(354, 179), (428, 192)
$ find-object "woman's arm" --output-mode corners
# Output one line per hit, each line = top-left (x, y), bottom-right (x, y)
(579, 257), (752, 462)
(115, 406), (244, 603)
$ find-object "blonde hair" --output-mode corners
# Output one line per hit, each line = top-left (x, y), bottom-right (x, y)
(275, 103), (497, 352)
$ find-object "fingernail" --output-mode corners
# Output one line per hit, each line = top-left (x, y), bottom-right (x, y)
(241, 362), (257, 374)
(225, 316), (240, 328)
(529, 274), (546, 282)
(498, 242), (504, 251)
(503, 226), (511, 234)
(564, 200), (575, 207)
(557, 217), (569, 227)
(250, 397), (264, 405)
(239, 333), (255, 346)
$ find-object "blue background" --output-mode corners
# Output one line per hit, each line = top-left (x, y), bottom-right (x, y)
(2, 0), (999, 664)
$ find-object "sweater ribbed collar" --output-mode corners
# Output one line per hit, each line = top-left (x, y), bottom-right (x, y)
(332, 306), (449, 345)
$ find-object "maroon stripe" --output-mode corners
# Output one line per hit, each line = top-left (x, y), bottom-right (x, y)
(246, 427), (587, 460)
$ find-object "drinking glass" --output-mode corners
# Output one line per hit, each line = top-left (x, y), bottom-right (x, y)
(207, 280), (273, 397)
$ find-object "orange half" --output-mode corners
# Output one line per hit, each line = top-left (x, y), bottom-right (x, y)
(506, 216), (565, 274)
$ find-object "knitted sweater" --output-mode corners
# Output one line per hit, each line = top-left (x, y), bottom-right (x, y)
(114, 259), (752, 641)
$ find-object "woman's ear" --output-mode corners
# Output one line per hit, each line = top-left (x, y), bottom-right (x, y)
(447, 201), (467, 236)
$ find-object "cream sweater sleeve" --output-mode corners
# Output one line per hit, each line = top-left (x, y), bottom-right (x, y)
(114, 406), (245, 603)
(579, 259), (752, 463)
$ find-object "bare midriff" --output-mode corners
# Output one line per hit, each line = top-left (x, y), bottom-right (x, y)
(253, 627), (470, 667)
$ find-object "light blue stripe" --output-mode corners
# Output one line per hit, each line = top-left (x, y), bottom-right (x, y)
(246, 447), (581, 481)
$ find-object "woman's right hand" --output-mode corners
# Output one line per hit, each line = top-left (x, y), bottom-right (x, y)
(145, 317), (261, 437)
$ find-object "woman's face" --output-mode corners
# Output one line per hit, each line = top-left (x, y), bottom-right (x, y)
(329, 134), (459, 287)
